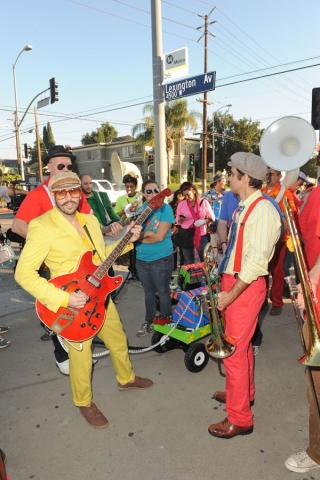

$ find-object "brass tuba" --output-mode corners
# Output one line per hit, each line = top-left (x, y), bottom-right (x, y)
(203, 243), (236, 360)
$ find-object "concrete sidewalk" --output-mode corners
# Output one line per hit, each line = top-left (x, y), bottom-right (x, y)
(0, 213), (317, 480)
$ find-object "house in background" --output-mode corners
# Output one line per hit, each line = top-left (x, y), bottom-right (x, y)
(0, 159), (19, 174)
(73, 136), (143, 180)
(73, 135), (201, 183)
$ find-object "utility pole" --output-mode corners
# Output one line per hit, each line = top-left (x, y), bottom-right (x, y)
(151, 0), (167, 190)
(197, 7), (216, 194)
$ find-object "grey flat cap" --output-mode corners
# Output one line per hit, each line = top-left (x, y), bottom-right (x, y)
(228, 152), (268, 181)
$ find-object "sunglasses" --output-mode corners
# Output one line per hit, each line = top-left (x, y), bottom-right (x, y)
(49, 162), (73, 171)
(145, 188), (160, 195)
(54, 188), (81, 200)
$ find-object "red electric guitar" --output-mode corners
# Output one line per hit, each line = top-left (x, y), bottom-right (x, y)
(36, 188), (171, 342)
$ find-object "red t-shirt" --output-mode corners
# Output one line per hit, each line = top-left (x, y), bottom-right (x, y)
(298, 185), (320, 270)
(15, 178), (92, 222)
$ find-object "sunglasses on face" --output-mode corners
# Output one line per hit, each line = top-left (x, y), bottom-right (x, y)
(145, 188), (160, 195)
(54, 188), (81, 200)
(49, 162), (73, 171)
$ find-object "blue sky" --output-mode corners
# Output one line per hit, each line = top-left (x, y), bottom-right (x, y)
(0, 0), (319, 160)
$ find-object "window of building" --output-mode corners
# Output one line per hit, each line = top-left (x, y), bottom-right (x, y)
(87, 150), (91, 160)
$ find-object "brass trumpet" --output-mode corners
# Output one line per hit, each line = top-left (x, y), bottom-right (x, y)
(203, 243), (236, 360)
(283, 197), (320, 366)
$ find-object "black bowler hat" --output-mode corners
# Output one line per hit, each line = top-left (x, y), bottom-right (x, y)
(42, 145), (76, 166)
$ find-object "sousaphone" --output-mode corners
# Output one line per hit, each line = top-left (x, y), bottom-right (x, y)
(110, 152), (142, 191)
(259, 116), (316, 173)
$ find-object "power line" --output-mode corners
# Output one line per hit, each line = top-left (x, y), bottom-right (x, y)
(0, 62), (318, 145)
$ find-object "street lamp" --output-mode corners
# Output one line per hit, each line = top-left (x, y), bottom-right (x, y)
(212, 104), (232, 175)
(13, 44), (33, 181)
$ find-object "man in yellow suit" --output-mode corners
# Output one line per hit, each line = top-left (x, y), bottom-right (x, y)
(15, 172), (153, 429)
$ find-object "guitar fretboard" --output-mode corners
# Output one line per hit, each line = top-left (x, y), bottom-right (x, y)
(94, 205), (153, 280)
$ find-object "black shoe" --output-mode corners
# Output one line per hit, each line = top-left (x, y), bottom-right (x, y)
(40, 333), (52, 341)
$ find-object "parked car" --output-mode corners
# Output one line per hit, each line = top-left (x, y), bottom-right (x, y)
(91, 180), (126, 205)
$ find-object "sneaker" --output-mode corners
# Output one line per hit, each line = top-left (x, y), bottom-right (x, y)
(118, 375), (154, 391)
(0, 336), (10, 348)
(136, 322), (153, 337)
(79, 402), (109, 429)
(285, 451), (320, 473)
(0, 325), (10, 334)
(253, 345), (259, 356)
(153, 314), (172, 326)
(56, 359), (69, 375)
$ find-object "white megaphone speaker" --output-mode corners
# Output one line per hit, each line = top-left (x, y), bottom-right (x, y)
(259, 116), (316, 172)
(110, 152), (142, 191)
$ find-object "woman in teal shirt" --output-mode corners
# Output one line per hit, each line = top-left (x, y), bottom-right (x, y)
(135, 180), (175, 337)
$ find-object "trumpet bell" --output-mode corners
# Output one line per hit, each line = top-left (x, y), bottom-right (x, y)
(205, 334), (236, 359)
(260, 116), (316, 171)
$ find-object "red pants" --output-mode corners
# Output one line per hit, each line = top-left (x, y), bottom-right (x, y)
(222, 274), (266, 426)
(266, 241), (287, 307)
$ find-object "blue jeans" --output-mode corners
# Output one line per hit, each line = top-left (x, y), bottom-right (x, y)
(136, 254), (174, 323)
(181, 235), (209, 265)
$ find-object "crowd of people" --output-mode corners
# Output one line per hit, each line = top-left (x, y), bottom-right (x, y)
(2, 143), (320, 476)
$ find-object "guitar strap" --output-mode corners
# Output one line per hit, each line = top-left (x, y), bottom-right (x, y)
(83, 225), (104, 263)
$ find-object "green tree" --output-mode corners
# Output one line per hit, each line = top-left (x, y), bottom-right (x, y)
(207, 111), (263, 173)
(28, 140), (47, 169)
(301, 154), (317, 179)
(43, 122), (55, 150)
(81, 122), (118, 145)
(132, 100), (201, 182)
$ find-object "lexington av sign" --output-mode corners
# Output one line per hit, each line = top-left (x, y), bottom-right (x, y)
(164, 71), (216, 101)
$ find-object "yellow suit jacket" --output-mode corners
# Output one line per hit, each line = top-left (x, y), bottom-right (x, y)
(15, 207), (132, 313)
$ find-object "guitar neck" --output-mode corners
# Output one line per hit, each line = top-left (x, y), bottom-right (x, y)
(104, 218), (132, 235)
(95, 206), (152, 279)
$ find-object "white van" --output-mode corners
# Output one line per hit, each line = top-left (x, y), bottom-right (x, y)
(91, 180), (126, 205)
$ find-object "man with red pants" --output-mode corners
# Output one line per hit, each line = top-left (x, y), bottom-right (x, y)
(208, 152), (281, 439)
(261, 168), (296, 315)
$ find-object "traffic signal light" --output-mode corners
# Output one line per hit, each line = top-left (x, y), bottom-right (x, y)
(148, 154), (154, 165)
(311, 88), (320, 130)
(49, 77), (59, 104)
(24, 144), (32, 158)
(190, 153), (194, 166)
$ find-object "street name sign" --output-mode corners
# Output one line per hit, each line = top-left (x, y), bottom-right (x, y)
(164, 71), (216, 101)
(163, 47), (188, 83)
(37, 97), (50, 109)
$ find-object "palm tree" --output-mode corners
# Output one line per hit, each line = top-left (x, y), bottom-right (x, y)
(132, 100), (201, 182)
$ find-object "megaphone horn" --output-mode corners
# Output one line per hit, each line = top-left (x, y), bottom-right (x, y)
(110, 152), (142, 191)
(259, 116), (316, 172)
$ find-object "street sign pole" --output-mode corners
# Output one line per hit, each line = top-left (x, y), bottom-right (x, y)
(151, 0), (167, 189)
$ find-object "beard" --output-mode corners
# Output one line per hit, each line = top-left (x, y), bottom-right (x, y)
(56, 199), (79, 216)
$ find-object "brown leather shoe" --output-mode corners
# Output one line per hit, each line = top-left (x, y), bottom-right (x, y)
(118, 375), (154, 391)
(208, 417), (253, 438)
(270, 306), (282, 316)
(79, 402), (109, 429)
(212, 391), (226, 403)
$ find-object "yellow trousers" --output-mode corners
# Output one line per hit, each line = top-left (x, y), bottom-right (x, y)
(68, 299), (135, 407)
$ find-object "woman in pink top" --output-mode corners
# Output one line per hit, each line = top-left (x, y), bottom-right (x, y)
(175, 181), (214, 264)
